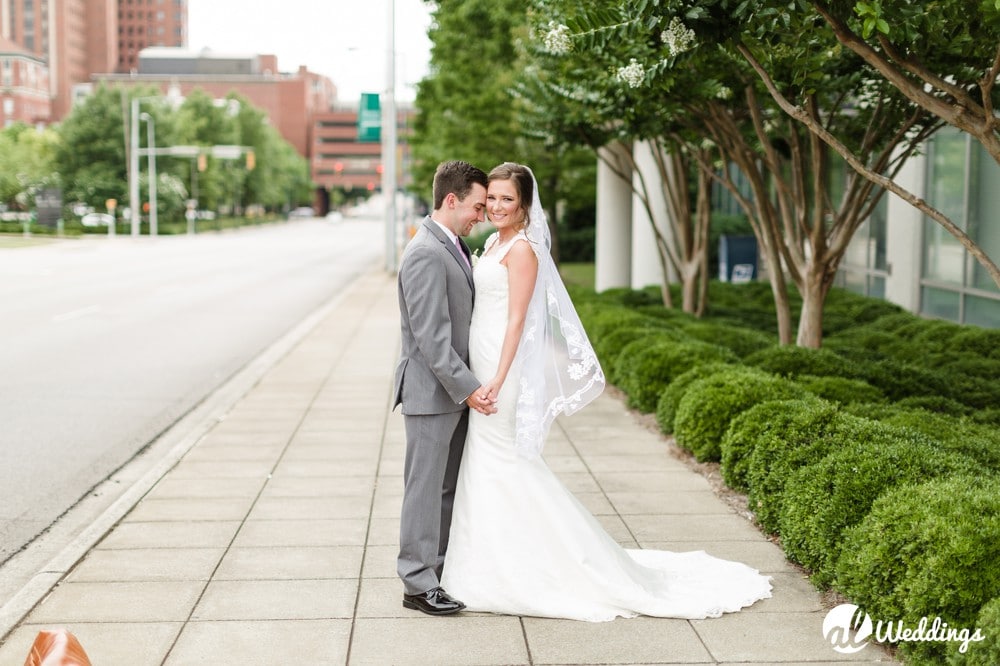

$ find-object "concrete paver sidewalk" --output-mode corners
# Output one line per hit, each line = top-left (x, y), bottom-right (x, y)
(0, 270), (896, 665)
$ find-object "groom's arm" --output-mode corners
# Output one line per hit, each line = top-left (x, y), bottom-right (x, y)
(400, 245), (481, 405)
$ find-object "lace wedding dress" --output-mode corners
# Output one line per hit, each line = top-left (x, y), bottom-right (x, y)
(440, 232), (773, 621)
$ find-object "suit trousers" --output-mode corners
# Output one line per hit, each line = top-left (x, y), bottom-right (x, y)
(397, 409), (469, 595)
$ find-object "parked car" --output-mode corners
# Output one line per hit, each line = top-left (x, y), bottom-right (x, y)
(325, 211), (344, 222)
(81, 213), (114, 227)
(289, 206), (315, 218)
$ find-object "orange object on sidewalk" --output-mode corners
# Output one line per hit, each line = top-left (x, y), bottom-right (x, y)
(23, 629), (92, 666)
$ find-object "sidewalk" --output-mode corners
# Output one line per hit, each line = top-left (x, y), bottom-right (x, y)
(0, 269), (896, 665)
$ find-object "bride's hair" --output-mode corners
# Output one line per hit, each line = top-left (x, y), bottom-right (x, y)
(487, 162), (534, 230)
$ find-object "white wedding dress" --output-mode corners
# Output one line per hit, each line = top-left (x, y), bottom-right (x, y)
(441, 232), (773, 621)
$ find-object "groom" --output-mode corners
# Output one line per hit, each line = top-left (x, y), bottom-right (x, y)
(394, 160), (495, 616)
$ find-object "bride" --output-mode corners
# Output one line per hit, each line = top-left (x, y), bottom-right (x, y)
(440, 162), (772, 621)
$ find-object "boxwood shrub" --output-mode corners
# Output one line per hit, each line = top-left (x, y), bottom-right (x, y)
(672, 321), (775, 358)
(950, 326), (1000, 360)
(794, 374), (885, 405)
(778, 429), (980, 587)
(719, 396), (827, 492)
(595, 327), (679, 384)
(654, 362), (740, 435)
(617, 340), (738, 413)
(855, 358), (953, 402)
(744, 344), (860, 380)
(673, 368), (803, 462)
(746, 409), (860, 533)
(835, 475), (1000, 664)
(963, 597), (1000, 665)
(843, 404), (1000, 472)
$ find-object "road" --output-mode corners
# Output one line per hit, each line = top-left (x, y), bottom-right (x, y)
(0, 218), (382, 564)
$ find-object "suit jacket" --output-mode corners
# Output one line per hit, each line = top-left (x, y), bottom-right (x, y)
(393, 217), (481, 415)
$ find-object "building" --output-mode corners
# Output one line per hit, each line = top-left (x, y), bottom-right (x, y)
(0, 0), (187, 122)
(117, 0), (186, 74)
(0, 35), (50, 126)
(594, 134), (1000, 329)
(311, 105), (413, 212)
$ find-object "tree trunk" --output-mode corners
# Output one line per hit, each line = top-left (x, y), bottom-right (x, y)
(796, 263), (832, 348)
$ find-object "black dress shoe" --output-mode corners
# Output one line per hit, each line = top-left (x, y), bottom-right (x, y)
(402, 587), (466, 616)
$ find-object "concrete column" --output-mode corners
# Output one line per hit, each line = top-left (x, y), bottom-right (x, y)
(595, 142), (633, 292)
(631, 139), (673, 289)
(884, 153), (926, 312)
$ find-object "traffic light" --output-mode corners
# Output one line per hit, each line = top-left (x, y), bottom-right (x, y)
(197, 153), (207, 172)
(245, 150), (255, 170)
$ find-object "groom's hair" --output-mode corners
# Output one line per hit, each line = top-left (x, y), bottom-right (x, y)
(432, 160), (488, 210)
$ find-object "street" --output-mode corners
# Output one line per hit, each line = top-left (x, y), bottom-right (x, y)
(0, 218), (382, 564)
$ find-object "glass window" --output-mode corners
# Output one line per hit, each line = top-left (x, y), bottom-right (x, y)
(968, 142), (1000, 293)
(922, 286), (960, 321)
(966, 294), (1000, 328)
(923, 128), (967, 285)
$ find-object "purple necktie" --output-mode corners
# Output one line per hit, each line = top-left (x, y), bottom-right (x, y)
(455, 237), (471, 269)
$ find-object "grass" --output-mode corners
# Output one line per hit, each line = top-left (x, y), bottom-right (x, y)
(560, 262), (595, 289)
(0, 234), (61, 249)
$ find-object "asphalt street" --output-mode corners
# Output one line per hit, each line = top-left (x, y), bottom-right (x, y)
(0, 217), (382, 564)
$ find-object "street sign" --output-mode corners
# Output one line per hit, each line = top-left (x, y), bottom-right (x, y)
(358, 93), (381, 142)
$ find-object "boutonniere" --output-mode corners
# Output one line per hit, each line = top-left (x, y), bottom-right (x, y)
(471, 248), (481, 267)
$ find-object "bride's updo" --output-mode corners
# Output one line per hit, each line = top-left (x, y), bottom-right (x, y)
(488, 162), (533, 231)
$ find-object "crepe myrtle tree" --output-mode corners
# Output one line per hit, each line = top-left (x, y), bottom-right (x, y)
(528, 1), (974, 347)
(517, 5), (728, 316)
(727, 0), (1000, 292)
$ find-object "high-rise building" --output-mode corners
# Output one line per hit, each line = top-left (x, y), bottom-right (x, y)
(0, 0), (186, 121)
(116, 0), (186, 74)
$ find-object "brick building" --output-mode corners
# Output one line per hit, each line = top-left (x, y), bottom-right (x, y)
(117, 0), (186, 74)
(0, 35), (50, 126)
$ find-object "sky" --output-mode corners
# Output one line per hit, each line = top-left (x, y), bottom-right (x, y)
(186, 0), (433, 104)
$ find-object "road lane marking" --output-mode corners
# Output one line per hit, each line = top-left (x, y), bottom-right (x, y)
(52, 305), (101, 322)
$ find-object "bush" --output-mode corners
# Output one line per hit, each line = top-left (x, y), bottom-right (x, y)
(744, 344), (860, 380)
(857, 358), (953, 402)
(778, 427), (980, 587)
(675, 321), (775, 358)
(843, 404), (1000, 472)
(835, 476), (1000, 664)
(655, 362), (740, 435)
(673, 368), (802, 462)
(745, 409), (858, 533)
(962, 597), (1000, 665)
(951, 327), (1000, 360)
(580, 305), (664, 341)
(719, 396), (827, 492)
(795, 374), (885, 405)
(617, 340), (738, 413)
(595, 327), (679, 384)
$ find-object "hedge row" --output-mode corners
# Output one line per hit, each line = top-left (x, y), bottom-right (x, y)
(576, 279), (1000, 664)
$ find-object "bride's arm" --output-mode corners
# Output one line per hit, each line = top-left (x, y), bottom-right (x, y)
(484, 240), (538, 399)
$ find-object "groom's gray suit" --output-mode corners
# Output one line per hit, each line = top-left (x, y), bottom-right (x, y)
(394, 217), (481, 596)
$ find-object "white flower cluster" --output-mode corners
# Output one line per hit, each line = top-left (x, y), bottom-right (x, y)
(616, 58), (646, 88)
(661, 17), (696, 57)
(544, 22), (573, 54)
(716, 85), (733, 100)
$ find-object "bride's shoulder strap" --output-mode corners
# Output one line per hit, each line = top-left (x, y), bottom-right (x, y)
(495, 231), (531, 262)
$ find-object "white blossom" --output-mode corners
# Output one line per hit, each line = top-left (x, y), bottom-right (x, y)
(716, 86), (733, 100)
(544, 22), (573, 55)
(616, 58), (646, 88)
(661, 17), (697, 57)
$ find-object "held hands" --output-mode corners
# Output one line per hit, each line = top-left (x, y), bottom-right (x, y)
(466, 384), (498, 415)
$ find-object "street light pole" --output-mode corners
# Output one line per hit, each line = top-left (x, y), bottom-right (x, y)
(129, 97), (140, 237)
(140, 112), (158, 237)
(382, 0), (398, 273)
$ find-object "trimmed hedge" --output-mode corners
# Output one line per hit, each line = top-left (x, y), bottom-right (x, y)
(673, 321), (775, 358)
(673, 368), (802, 462)
(655, 361), (739, 435)
(618, 340), (737, 413)
(719, 396), (827, 492)
(745, 409), (857, 533)
(744, 344), (860, 380)
(596, 327), (678, 384)
(835, 476), (1000, 664)
(794, 374), (885, 405)
(963, 597), (1000, 665)
(778, 429), (980, 587)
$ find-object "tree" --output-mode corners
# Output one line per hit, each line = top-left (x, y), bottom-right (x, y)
(411, 0), (596, 262)
(0, 123), (59, 210)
